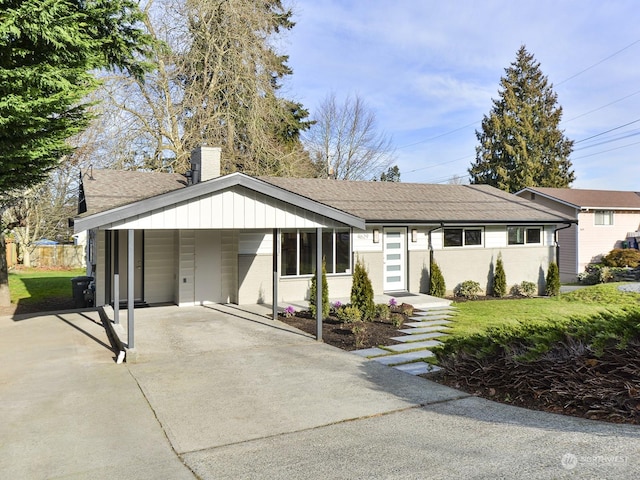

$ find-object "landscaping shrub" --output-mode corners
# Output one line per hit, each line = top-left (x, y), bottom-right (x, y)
(602, 248), (640, 268)
(309, 257), (330, 318)
(492, 253), (507, 297)
(545, 261), (560, 296)
(512, 281), (537, 297)
(350, 320), (368, 348)
(351, 258), (375, 320)
(579, 264), (617, 285)
(456, 280), (481, 299)
(337, 305), (362, 323)
(391, 312), (405, 328)
(399, 303), (414, 317)
(375, 303), (391, 321)
(429, 260), (446, 297)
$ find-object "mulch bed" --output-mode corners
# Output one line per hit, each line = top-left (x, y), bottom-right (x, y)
(278, 311), (404, 351)
(430, 336), (640, 425)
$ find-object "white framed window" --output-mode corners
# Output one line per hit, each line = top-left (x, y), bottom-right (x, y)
(281, 229), (351, 277)
(595, 210), (614, 226)
(443, 228), (483, 247)
(508, 226), (542, 245)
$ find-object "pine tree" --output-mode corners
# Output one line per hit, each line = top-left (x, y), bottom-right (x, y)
(493, 253), (507, 297)
(469, 45), (575, 193)
(0, 0), (153, 306)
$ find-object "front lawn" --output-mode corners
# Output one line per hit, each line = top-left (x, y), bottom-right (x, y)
(6, 267), (86, 314)
(448, 283), (640, 339)
(433, 283), (640, 424)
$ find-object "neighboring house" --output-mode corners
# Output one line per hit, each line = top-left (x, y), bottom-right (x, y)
(73, 147), (573, 315)
(516, 187), (640, 282)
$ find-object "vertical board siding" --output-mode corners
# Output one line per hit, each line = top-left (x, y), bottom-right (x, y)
(178, 230), (195, 305)
(108, 185), (342, 230)
(221, 230), (238, 303)
(96, 232), (106, 306)
(144, 230), (176, 304)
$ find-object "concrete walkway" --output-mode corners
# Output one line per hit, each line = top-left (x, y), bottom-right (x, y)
(353, 304), (456, 375)
(2, 306), (639, 479)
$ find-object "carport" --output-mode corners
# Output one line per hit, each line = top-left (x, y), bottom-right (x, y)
(74, 164), (365, 350)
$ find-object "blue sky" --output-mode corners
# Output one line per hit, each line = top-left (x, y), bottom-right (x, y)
(283, 0), (640, 190)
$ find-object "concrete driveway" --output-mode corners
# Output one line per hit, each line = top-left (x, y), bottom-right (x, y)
(2, 305), (639, 479)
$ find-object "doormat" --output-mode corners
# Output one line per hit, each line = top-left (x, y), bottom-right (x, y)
(388, 292), (417, 298)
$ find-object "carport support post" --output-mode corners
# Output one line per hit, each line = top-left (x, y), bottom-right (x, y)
(272, 228), (278, 321)
(114, 231), (120, 325)
(127, 229), (135, 349)
(316, 228), (322, 342)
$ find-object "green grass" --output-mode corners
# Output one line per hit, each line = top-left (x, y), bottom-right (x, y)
(437, 283), (640, 361)
(9, 268), (86, 305)
(449, 283), (640, 339)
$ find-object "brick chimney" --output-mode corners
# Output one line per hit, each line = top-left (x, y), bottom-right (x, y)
(190, 146), (221, 183)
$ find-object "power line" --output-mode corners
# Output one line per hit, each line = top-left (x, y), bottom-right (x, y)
(574, 118), (640, 144)
(556, 39), (640, 86)
(571, 139), (640, 161)
(563, 89), (640, 123)
(396, 120), (478, 150)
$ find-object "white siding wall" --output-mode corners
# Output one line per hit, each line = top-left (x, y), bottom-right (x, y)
(353, 227), (383, 253)
(108, 186), (343, 230)
(484, 226), (505, 248)
(221, 230), (238, 303)
(177, 230), (195, 306)
(239, 230), (272, 254)
(95, 231), (106, 306)
(144, 230), (176, 304)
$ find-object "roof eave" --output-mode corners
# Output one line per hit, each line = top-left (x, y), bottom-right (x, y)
(74, 173), (365, 232)
(364, 219), (576, 225)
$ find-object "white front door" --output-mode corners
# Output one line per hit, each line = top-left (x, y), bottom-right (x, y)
(383, 228), (406, 292)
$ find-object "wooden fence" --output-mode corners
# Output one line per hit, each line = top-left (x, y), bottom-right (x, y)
(5, 241), (85, 269)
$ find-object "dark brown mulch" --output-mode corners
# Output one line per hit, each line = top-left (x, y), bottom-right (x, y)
(278, 311), (403, 351)
(430, 340), (640, 425)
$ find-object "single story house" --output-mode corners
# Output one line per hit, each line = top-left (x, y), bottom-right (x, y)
(74, 147), (574, 324)
(516, 187), (640, 282)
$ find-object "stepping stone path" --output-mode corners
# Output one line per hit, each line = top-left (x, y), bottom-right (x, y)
(353, 302), (457, 376)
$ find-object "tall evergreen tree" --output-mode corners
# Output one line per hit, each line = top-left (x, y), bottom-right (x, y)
(469, 46), (575, 193)
(0, 0), (153, 306)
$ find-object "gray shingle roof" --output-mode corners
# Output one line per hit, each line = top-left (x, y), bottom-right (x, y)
(525, 187), (640, 210)
(81, 169), (187, 215)
(78, 169), (572, 224)
(259, 177), (572, 223)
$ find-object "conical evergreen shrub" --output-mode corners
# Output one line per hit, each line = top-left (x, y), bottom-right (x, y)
(545, 261), (560, 296)
(429, 260), (446, 297)
(493, 253), (507, 297)
(350, 257), (375, 320)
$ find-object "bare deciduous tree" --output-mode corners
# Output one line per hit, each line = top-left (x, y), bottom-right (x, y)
(96, 0), (313, 176)
(3, 127), (97, 266)
(304, 93), (396, 180)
